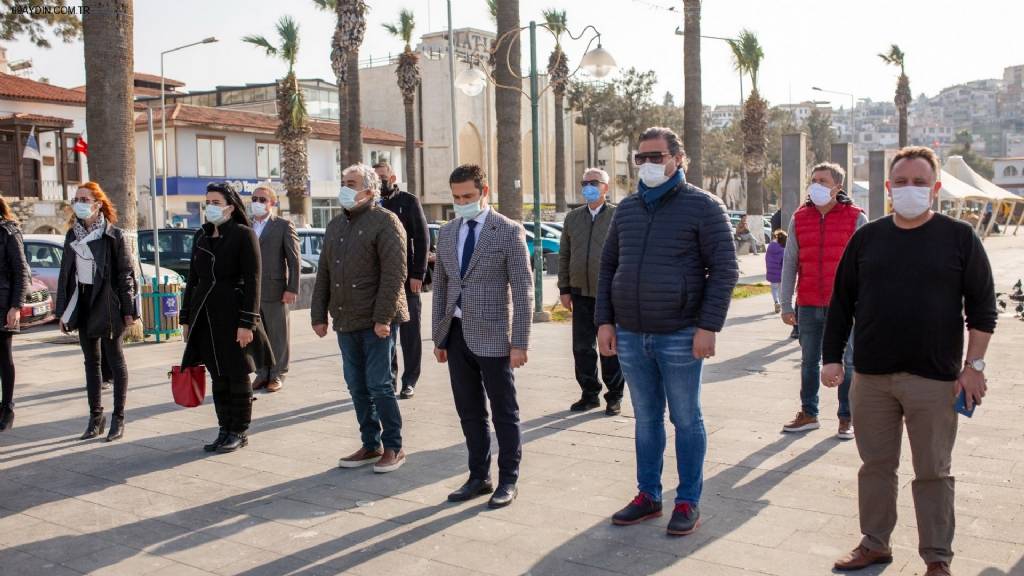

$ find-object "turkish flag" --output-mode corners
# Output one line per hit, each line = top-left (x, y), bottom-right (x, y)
(73, 135), (88, 155)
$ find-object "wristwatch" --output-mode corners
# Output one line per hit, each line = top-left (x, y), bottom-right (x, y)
(965, 358), (986, 372)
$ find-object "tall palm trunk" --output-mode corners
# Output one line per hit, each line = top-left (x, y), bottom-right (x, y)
(495, 0), (522, 221)
(742, 90), (767, 237)
(346, 57), (363, 164)
(682, 0), (702, 187)
(82, 0), (141, 338)
(403, 99), (416, 194)
(394, 46), (420, 196)
(553, 95), (566, 211)
(277, 72), (311, 224)
(896, 73), (910, 148)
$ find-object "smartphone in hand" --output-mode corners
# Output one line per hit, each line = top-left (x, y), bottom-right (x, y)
(955, 389), (976, 418)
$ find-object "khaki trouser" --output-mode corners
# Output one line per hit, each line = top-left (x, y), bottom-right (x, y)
(852, 372), (958, 565)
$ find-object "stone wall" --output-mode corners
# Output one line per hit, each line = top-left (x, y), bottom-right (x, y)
(9, 198), (69, 234)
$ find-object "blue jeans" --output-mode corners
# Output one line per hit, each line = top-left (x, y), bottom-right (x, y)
(616, 326), (706, 505)
(798, 306), (853, 419)
(338, 326), (403, 451)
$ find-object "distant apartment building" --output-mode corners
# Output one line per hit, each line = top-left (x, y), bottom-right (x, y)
(993, 157), (1024, 195)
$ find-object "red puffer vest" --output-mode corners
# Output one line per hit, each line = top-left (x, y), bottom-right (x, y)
(794, 202), (862, 308)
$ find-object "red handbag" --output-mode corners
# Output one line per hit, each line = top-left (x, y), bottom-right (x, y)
(170, 365), (206, 408)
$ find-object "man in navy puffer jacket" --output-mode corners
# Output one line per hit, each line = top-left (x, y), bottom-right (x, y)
(597, 126), (738, 537)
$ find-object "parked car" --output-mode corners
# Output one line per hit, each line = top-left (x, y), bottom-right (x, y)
(22, 234), (183, 299)
(727, 213), (772, 244)
(137, 228), (196, 278)
(542, 221), (563, 233)
(19, 277), (55, 328)
(520, 222), (561, 254)
(297, 227), (325, 265)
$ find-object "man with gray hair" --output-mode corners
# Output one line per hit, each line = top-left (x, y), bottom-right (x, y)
(311, 163), (410, 473)
(779, 162), (867, 439)
(558, 167), (624, 415)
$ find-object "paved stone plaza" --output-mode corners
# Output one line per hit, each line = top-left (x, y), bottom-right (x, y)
(1, 238), (1022, 576)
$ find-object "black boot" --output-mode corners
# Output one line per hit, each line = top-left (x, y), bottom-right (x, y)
(81, 412), (106, 440)
(216, 432), (248, 453)
(203, 429), (229, 452)
(0, 404), (13, 431)
(106, 412), (124, 442)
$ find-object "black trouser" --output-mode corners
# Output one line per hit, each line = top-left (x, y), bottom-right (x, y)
(390, 285), (422, 390)
(0, 332), (13, 407)
(571, 294), (624, 403)
(446, 319), (521, 485)
(77, 285), (128, 416)
(211, 374), (253, 434)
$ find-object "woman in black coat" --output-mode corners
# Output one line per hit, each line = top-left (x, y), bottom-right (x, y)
(180, 182), (273, 453)
(55, 182), (138, 441)
(0, 195), (31, 431)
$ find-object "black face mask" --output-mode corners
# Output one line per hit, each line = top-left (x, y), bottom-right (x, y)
(380, 181), (395, 197)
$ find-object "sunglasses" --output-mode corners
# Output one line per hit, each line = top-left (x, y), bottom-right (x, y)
(581, 180), (603, 187)
(633, 152), (669, 165)
(252, 197), (270, 204)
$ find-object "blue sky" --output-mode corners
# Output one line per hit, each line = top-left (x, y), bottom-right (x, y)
(9, 0), (1023, 109)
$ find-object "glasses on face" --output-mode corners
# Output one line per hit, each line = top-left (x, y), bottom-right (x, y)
(73, 198), (93, 205)
(633, 152), (669, 166)
(581, 180), (603, 187)
(252, 197), (269, 204)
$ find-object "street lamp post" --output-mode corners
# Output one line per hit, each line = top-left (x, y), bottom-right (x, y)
(812, 86), (857, 149)
(456, 22), (615, 322)
(446, 0), (459, 169)
(160, 37), (218, 226)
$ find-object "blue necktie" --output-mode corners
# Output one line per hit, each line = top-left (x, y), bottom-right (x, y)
(456, 220), (477, 311)
(460, 220), (477, 278)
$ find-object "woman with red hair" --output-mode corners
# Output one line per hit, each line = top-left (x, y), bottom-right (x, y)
(55, 182), (138, 441)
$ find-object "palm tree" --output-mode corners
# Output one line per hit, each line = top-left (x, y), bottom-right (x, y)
(543, 8), (569, 213)
(243, 16), (312, 224)
(495, 0), (523, 220)
(728, 29), (767, 229)
(879, 44), (911, 148)
(682, 0), (702, 188)
(486, 0), (498, 23)
(82, 0), (142, 338)
(314, 0), (367, 167)
(383, 9), (421, 196)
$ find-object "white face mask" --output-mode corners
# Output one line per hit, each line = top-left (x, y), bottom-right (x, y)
(205, 204), (229, 225)
(891, 185), (933, 219)
(453, 200), (483, 221)
(808, 183), (834, 207)
(638, 163), (670, 188)
(250, 202), (268, 218)
(338, 186), (361, 210)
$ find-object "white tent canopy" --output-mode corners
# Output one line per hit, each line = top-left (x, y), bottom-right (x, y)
(939, 169), (986, 202)
(943, 155), (1022, 237)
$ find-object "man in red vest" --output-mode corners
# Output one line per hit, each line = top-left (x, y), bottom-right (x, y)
(779, 162), (866, 439)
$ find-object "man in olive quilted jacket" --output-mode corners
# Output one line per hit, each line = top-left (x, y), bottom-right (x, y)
(311, 163), (409, 474)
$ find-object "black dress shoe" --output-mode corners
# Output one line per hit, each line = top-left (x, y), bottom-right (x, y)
(0, 403), (13, 431)
(204, 429), (229, 452)
(448, 478), (494, 502)
(216, 432), (248, 453)
(80, 413), (106, 440)
(605, 400), (622, 416)
(105, 413), (124, 442)
(488, 483), (517, 508)
(399, 385), (415, 399)
(570, 398), (600, 412)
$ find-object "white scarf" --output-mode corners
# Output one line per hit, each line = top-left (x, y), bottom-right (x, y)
(60, 222), (106, 326)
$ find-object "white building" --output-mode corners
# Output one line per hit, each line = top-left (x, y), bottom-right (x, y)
(993, 157), (1024, 195)
(0, 71), (89, 233)
(133, 103), (406, 228)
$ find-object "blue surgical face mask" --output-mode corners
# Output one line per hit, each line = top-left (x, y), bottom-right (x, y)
(582, 184), (601, 203)
(205, 204), (228, 225)
(73, 202), (96, 220)
(453, 200), (483, 221)
(338, 186), (360, 210)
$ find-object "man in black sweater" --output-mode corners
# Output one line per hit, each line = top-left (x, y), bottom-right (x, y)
(375, 161), (430, 399)
(821, 147), (997, 576)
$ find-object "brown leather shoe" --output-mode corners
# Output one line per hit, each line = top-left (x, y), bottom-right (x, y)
(264, 378), (283, 393)
(925, 562), (951, 576)
(782, 411), (820, 433)
(337, 447), (383, 468)
(834, 545), (893, 571)
(373, 448), (406, 473)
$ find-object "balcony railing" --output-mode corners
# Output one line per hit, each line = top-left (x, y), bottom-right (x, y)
(41, 180), (69, 202)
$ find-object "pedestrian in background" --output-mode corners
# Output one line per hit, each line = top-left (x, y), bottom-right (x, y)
(766, 229), (786, 314)
(56, 182), (138, 442)
(0, 195), (31, 431)
(180, 182), (273, 453)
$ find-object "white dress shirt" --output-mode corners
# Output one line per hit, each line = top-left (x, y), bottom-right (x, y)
(589, 203), (604, 220)
(253, 216), (269, 238)
(454, 206), (490, 319)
